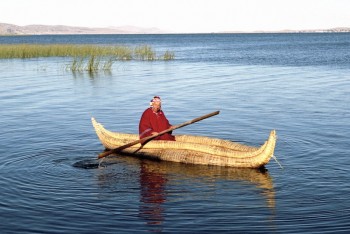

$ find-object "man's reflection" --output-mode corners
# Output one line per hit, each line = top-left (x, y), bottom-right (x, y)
(139, 161), (167, 227)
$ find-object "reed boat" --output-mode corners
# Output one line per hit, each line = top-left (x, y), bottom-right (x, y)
(91, 117), (277, 168)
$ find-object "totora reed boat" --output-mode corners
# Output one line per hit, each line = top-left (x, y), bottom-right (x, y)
(91, 117), (277, 168)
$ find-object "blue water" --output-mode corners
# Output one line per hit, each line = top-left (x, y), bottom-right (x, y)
(0, 33), (350, 233)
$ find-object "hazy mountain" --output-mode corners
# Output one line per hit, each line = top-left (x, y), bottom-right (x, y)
(0, 23), (168, 35)
(1, 22), (349, 35)
(219, 27), (350, 34)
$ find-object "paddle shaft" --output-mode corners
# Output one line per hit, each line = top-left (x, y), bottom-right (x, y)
(98, 110), (220, 159)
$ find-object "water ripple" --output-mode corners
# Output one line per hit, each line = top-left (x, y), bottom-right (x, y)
(1, 33), (350, 233)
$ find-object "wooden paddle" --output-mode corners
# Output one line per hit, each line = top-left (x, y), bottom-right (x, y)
(98, 110), (220, 159)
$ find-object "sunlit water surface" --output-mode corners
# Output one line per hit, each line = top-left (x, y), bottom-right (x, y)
(0, 34), (350, 233)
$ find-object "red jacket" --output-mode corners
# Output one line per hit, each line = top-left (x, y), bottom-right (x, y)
(139, 108), (175, 141)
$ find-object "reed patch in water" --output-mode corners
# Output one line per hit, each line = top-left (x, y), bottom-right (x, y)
(162, 50), (175, 60)
(66, 56), (115, 72)
(134, 45), (155, 60)
(0, 44), (174, 61)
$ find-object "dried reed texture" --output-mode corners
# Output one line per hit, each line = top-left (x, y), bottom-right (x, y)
(92, 117), (277, 168)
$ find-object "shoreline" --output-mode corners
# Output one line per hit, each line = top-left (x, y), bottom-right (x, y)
(1, 31), (350, 37)
(1, 23), (350, 35)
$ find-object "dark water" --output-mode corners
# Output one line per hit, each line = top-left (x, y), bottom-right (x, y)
(0, 33), (350, 233)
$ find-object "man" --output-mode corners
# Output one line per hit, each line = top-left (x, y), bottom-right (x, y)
(139, 96), (175, 142)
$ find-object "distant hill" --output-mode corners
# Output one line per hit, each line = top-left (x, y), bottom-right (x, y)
(220, 27), (350, 34)
(0, 23), (167, 35)
(1, 22), (350, 35)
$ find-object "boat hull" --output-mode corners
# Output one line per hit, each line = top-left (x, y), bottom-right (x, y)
(92, 118), (277, 168)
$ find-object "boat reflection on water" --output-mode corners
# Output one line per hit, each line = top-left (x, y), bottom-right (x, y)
(92, 156), (275, 230)
(138, 159), (275, 209)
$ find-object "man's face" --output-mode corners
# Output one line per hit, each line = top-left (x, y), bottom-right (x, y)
(152, 101), (161, 112)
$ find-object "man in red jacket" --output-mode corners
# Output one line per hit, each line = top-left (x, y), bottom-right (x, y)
(139, 96), (175, 142)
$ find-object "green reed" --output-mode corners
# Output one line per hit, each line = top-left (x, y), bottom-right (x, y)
(162, 50), (175, 60)
(0, 44), (174, 72)
(66, 56), (115, 72)
(0, 44), (174, 61)
(134, 45), (156, 60)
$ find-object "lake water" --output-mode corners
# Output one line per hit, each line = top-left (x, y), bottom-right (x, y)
(0, 33), (350, 233)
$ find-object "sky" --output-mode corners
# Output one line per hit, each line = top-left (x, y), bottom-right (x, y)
(1, 0), (349, 33)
